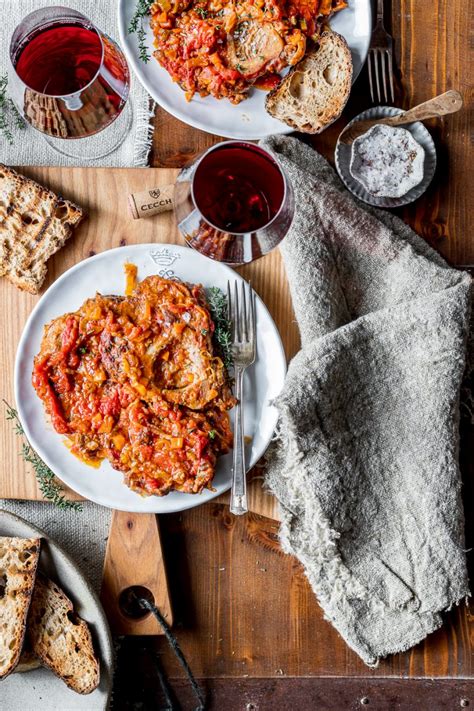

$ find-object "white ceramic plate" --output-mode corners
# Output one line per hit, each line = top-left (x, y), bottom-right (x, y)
(15, 244), (286, 513)
(0, 510), (113, 711)
(117, 0), (372, 140)
(335, 107), (437, 207)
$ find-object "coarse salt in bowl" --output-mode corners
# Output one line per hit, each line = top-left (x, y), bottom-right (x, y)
(349, 124), (425, 198)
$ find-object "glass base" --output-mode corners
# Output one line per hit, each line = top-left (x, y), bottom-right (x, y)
(43, 101), (132, 161)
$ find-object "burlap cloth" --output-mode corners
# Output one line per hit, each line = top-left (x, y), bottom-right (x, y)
(261, 135), (472, 666)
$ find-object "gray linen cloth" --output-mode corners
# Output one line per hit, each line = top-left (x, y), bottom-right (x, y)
(260, 135), (472, 666)
(0, 501), (110, 592)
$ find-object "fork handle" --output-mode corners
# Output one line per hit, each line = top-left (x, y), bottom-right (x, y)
(376, 0), (385, 23)
(230, 367), (248, 516)
(387, 90), (463, 125)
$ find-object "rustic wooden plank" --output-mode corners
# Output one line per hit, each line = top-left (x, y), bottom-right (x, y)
(150, 504), (473, 679)
(392, 0), (474, 265)
(151, 106), (222, 167)
(100, 511), (173, 635)
(111, 676), (474, 711)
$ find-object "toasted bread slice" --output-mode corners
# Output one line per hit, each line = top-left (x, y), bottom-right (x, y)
(27, 574), (99, 694)
(0, 536), (41, 679)
(265, 30), (353, 133)
(0, 165), (84, 294)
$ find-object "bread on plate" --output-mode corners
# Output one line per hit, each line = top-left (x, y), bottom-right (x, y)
(0, 536), (41, 679)
(265, 30), (353, 133)
(26, 573), (100, 694)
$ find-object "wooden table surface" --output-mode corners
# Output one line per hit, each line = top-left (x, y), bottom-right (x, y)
(109, 1), (474, 708)
(1, 0), (469, 707)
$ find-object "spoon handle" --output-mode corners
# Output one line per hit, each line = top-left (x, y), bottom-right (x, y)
(387, 90), (463, 125)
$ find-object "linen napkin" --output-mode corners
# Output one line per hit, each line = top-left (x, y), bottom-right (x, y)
(260, 135), (472, 666)
(0, 0), (155, 167)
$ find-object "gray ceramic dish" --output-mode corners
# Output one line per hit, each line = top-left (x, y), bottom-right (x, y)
(335, 106), (437, 208)
(0, 510), (113, 710)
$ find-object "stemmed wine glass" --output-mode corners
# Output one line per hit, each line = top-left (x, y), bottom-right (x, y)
(8, 6), (131, 160)
(174, 141), (295, 264)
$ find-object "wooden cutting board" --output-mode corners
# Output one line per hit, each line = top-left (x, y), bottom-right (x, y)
(1, 166), (296, 633)
(0, 165), (299, 521)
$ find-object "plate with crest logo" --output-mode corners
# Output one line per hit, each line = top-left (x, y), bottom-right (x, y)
(15, 244), (286, 513)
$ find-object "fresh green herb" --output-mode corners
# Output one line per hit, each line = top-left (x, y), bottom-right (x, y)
(78, 346), (88, 355)
(201, 328), (209, 336)
(208, 429), (217, 440)
(128, 0), (155, 63)
(4, 401), (82, 511)
(207, 287), (233, 371)
(196, 7), (209, 18)
(0, 75), (25, 146)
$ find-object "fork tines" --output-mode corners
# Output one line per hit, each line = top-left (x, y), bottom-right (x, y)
(367, 47), (395, 105)
(226, 280), (256, 359)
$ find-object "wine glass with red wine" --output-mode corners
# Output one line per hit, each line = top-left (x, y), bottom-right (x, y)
(174, 142), (294, 264)
(9, 6), (131, 160)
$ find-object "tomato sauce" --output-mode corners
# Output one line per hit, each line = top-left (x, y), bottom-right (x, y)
(32, 274), (235, 497)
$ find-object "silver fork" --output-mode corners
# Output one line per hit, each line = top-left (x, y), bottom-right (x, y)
(367, 0), (395, 104)
(227, 280), (256, 516)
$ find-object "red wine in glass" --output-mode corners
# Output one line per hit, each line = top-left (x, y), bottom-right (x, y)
(193, 143), (285, 233)
(175, 142), (294, 264)
(15, 24), (104, 97)
(9, 8), (130, 143)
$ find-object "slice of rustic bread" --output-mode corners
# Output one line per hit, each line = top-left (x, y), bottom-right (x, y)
(0, 164), (84, 294)
(265, 30), (353, 133)
(0, 536), (41, 679)
(27, 573), (100, 694)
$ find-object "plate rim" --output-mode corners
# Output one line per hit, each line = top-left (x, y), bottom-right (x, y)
(117, 0), (372, 140)
(14, 243), (286, 513)
(0, 508), (113, 708)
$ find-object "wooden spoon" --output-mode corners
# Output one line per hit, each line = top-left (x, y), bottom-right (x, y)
(339, 90), (463, 145)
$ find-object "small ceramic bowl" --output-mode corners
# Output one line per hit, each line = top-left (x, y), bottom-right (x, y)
(349, 124), (425, 198)
(335, 106), (437, 208)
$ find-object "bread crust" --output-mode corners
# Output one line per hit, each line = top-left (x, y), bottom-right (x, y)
(0, 164), (84, 294)
(27, 573), (100, 694)
(0, 536), (41, 679)
(265, 30), (353, 134)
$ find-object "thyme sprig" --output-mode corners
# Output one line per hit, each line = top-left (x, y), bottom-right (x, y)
(128, 0), (155, 63)
(4, 401), (82, 511)
(0, 74), (25, 145)
(207, 287), (234, 371)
